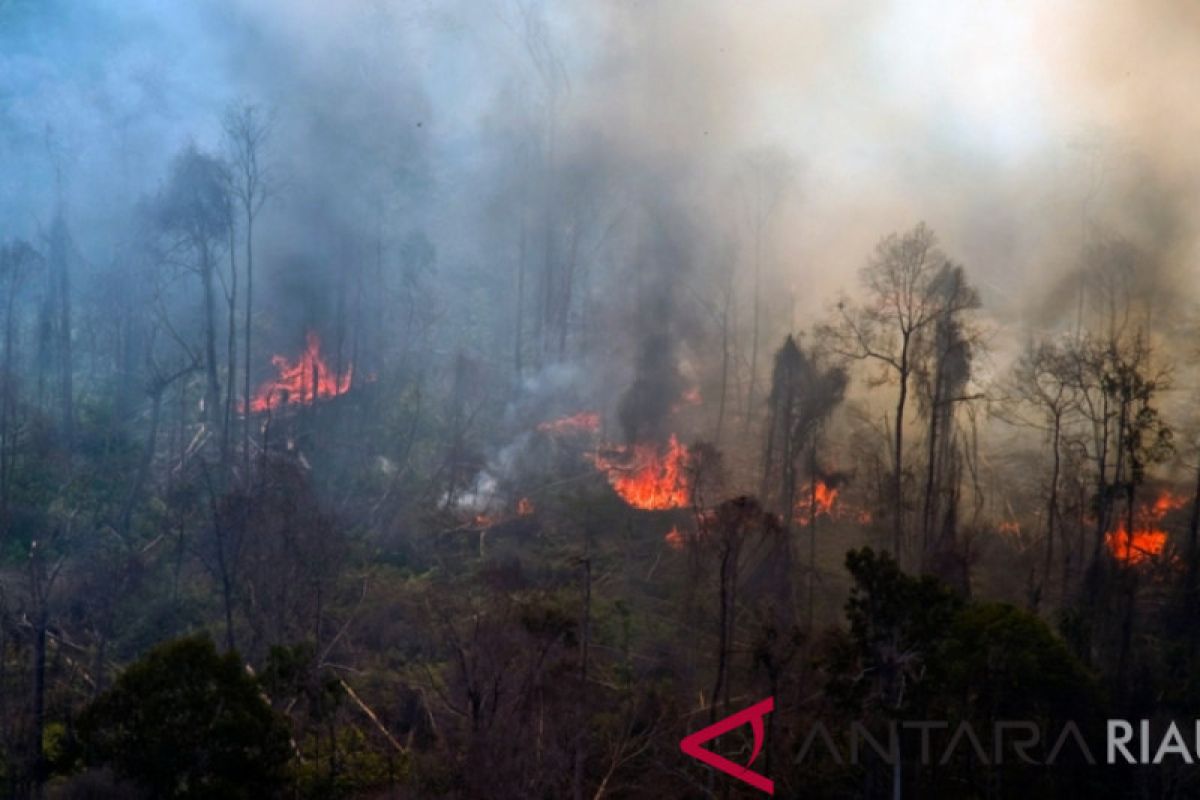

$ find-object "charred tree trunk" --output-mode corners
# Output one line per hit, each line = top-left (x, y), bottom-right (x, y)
(1044, 414), (1062, 605)
(242, 202), (254, 476)
(710, 544), (733, 724)
(31, 608), (46, 800)
(745, 220), (763, 434)
(200, 241), (222, 433)
(223, 226), (238, 472)
(893, 340), (910, 562)
(1183, 454), (1200, 654)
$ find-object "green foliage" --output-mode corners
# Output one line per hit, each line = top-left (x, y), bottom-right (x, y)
(78, 634), (293, 799)
(830, 547), (963, 714)
(294, 725), (408, 799)
(936, 601), (1099, 721)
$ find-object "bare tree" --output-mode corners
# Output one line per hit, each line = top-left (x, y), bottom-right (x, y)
(1003, 337), (1080, 607)
(914, 264), (981, 572)
(223, 103), (273, 475)
(738, 148), (793, 432)
(760, 335), (846, 622)
(155, 145), (232, 436)
(822, 223), (979, 563)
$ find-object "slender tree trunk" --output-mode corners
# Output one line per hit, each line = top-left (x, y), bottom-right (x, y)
(714, 286), (731, 448)
(31, 609), (46, 800)
(120, 389), (164, 535)
(921, 396), (940, 569)
(711, 547), (732, 723)
(1183, 454), (1200, 654)
(1044, 415), (1062, 603)
(201, 242), (222, 431)
(514, 207), (527, 378)
(746, 221), (762, 432)
(893, 342), (910, 561)
(809, 444), (818, 630)
(0, 284), (17, 529)
(574, 556), (591, 800)
(242, 207), (254, 476)
(223, 227), (238, 471)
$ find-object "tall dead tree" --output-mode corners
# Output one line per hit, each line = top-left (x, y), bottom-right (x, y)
(761, 335), (846, 620)
(156, 145), (232, 436)
(223, 103), (272, 475)
(915, 264), (980, 573)
(1005, 338), (1079, 607)
(823, 223), (978, 564)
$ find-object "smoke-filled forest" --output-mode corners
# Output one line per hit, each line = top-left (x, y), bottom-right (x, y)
(4, 1), (1200, 798)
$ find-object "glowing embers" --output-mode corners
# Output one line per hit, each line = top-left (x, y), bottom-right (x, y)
(664, 525), (686, 550)
(1106, 492), (1187, 565)
(590, 434), (691, 511)
(246, 331), (352, 413)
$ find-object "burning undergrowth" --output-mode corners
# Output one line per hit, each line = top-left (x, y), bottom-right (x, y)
(244, 330), (353, 413)
(1105, 490), (1189, 565)
(588, 434), (691, 511)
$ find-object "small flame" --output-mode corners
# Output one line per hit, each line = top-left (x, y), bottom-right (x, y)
(517, 497), (535, 516)
(246, 331), (352, 413)
(590, 435), (690, 510)
(796, 480), (838, 520)
(537, 411), (601, 435)
(1106, 491), (1187, 564)
(997, 521), (1021, 537)
(793, 479), (871, 525)
(664, 526), (685, 550)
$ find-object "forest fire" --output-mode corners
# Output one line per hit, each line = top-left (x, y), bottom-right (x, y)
(517, 497), (535, 516)
(1106, 492), (1188, 564)
(793, 479), (871, 525)
(796, 480), (839, 520)
(246, 331), (352, 413)
(590, 435), (691, 510)
(537, 411), (601, 435)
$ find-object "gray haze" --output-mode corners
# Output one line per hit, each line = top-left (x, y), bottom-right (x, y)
(4, 0), (1200, 431)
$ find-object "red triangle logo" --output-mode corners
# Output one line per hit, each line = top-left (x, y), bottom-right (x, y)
(680, 697), (775, 795)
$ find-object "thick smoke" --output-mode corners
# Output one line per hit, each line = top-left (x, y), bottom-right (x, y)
(5, 0), (1200, 411)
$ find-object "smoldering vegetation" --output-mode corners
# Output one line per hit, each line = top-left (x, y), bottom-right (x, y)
(3, 0), (1200, 797)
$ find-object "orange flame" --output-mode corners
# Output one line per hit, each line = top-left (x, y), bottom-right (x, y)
(537, 411), (601, 435)
(590, 435), (691, 510)
(793, 479), (871, 525)
(246, 331), (352, 413)
(796, 480), (838, 520)
(517, 497), (535, 516)
(1106, 492), (1187, 564)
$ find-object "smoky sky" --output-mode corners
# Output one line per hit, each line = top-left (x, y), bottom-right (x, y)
(3, 0), (1200, 372)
